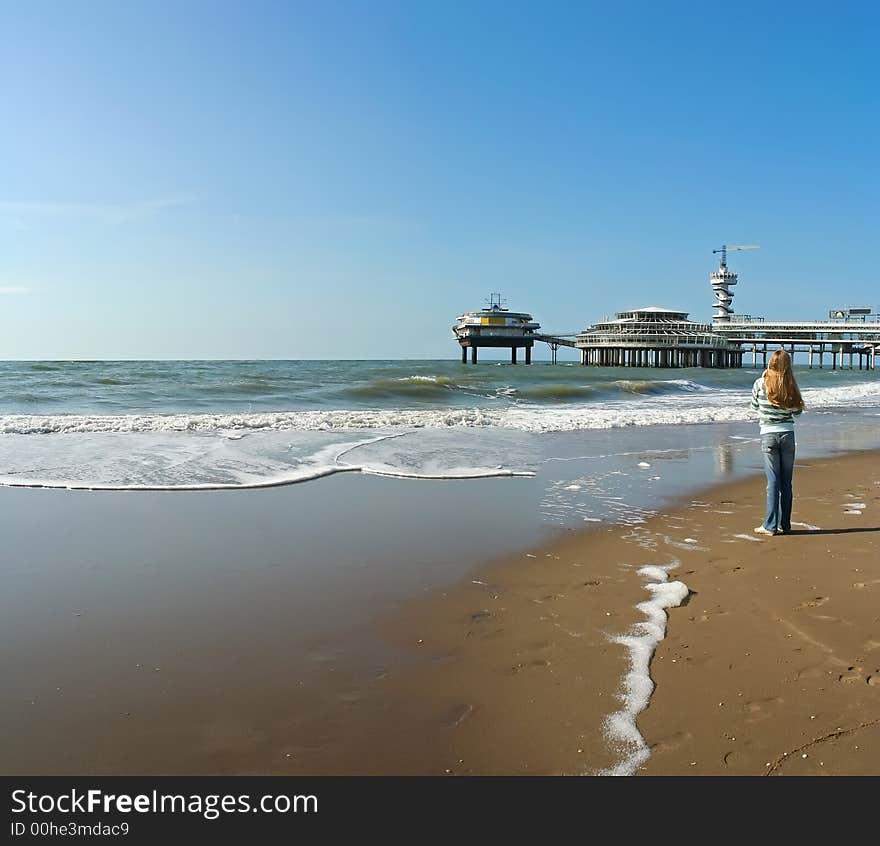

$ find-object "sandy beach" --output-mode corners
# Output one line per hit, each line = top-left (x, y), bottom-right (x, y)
(289, 448), (880, 775)
(640, 451), (880, 775)
(2, 447), (878, 776)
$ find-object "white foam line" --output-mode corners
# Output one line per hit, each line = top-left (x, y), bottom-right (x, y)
(333, 431), (412, 462)
(0, 463), (534, 491)
(733, 533), (764, 542)
(0, 465), (360, 491)
(598, 562), (689, 776)
(791, 521), (821, 531)
(360, 467), (535, 480)
(842, 502), (866, 509)
(4, 377), (880, 434)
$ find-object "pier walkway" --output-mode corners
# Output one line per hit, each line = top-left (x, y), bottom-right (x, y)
(714, 319), (880, 370)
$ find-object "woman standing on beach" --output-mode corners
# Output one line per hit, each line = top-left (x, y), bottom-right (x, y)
(750, 349), (805, 536)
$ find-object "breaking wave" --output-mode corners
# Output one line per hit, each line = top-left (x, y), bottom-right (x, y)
(2, 379), (878, 435)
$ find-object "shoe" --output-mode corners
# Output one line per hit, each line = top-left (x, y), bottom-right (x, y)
(754, 525), (775, 536)
(776, 528), (787, 535)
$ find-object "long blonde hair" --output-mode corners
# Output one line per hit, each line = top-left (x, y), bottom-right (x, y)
(764, 349), (804, 410)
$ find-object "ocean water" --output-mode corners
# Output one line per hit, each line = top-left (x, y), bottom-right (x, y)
(1, 359), (879, 498)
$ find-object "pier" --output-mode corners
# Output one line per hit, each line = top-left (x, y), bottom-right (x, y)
(453, 250), (879, 368)
(714, 319), (879, 370)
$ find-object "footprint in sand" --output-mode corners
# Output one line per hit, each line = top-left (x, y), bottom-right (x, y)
(838, 666), (864, 684)
(797, 596), (830, 610)
(650, 730), (693, 753)
(691, 610), (728, 623)
(840, 667), (880, 686)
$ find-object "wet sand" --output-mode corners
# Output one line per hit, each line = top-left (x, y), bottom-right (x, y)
(0, 474), (555, 775)
(2, 450), (878, 775)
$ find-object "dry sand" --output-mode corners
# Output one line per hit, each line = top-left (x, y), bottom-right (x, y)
(639, 450), (880, 775)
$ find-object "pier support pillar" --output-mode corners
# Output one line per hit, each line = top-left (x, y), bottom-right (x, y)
(471, 346), (478, 364)
(525, 346), (531, 365)
(511, 347), (517, 365)
(461, 346), (467, 364)
(809, 347), (813, 369)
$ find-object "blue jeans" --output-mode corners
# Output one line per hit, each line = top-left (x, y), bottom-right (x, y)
(761, 431), (795, 532)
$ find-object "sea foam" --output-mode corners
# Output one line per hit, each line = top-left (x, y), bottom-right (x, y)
(2, 379), (877, 435)
(599, 563), (689, 776)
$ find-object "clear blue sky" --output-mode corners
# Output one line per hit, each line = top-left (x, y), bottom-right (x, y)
(1, 0), (877, 359)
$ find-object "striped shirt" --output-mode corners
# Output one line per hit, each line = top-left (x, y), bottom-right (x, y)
(750, 374), (803, 433)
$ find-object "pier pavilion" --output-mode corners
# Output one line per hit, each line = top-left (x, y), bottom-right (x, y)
(575, 307), (738, 368)
(453, 294), (540, 364)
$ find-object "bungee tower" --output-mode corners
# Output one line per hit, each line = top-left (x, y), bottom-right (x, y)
(710, 244), (759, 321)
